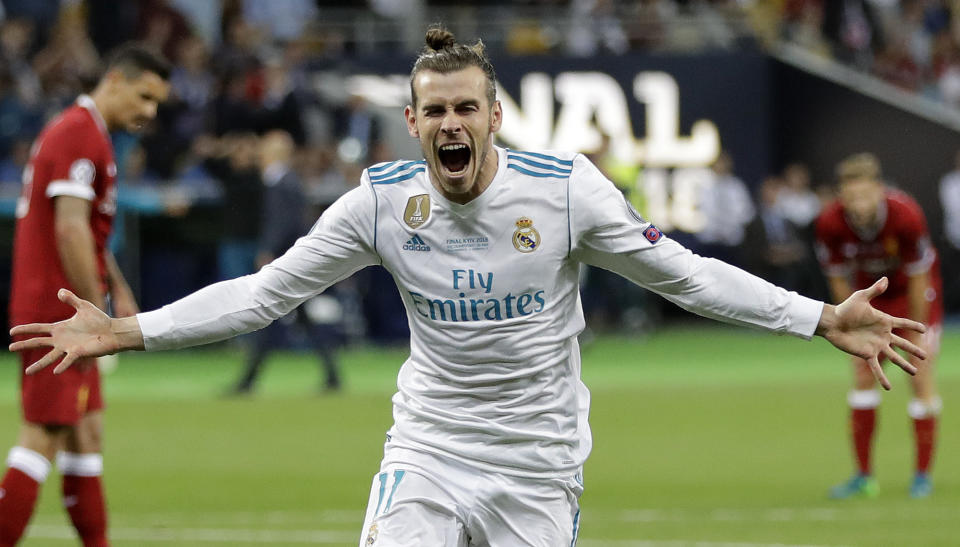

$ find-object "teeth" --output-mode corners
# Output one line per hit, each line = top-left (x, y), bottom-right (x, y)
(440, 144), (468, 151)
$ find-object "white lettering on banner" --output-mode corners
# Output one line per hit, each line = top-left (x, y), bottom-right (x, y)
(552, 72), (635, 159)
(497, 73), (553, 150)
(342, 71), (723, 231)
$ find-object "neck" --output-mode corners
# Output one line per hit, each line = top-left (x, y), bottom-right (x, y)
(88, 85), (115, 131)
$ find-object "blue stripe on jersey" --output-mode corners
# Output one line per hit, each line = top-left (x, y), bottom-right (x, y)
(367, 161), (397, 174)
(507, 149), (574, 166)
(371, 168), (425, 185)
(369, 161), (425, 181)
(507, 154), (572, 174)
(507, 164), (570, 179)
(368, 160), (404, 174)
(384, 470), (405, 512)
(570, 509), (580, 547)
(374, 472), (388, 515)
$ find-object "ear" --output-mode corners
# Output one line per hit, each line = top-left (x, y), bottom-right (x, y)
(404, 105), (419, 138)
(490, 100), (503, 133)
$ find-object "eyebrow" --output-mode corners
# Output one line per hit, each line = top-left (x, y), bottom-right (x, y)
(421, 99), (481, 111)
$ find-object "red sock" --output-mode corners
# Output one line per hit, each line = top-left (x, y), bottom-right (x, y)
(913, 417), (937, 474)
(0, 447), (51, 547)
(851, 408), (876, 475)
(62, 475), (108, 547)
(0, 469), (40, 546)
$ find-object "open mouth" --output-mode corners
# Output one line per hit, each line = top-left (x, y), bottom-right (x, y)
(438, 143), (471, 175)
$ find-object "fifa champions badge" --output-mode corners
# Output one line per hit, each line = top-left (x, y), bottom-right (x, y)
(404, 194), (430, 229)
(512, 217), (541, 253)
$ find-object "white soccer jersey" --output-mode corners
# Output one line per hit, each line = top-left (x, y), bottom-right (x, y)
(138, 146), (823, 478)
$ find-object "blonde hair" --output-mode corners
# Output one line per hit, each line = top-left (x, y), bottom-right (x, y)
(836, 152), (882, 183)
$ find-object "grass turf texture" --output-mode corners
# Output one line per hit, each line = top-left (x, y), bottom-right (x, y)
(0, 323), (956, 546)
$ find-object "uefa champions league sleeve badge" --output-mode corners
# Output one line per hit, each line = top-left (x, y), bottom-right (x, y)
(512, 217), (540, 252)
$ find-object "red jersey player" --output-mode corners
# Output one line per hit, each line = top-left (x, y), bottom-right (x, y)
(0, 45), (169, 546)
(816, 153), (943, 499)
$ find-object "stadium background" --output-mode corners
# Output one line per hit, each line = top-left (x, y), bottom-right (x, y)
(0, 1), (958, 545)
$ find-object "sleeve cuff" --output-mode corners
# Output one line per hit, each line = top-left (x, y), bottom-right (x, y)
(788, 294), (824, 340)
(46, 180), (95, 201)
(136, 307), (175, 351)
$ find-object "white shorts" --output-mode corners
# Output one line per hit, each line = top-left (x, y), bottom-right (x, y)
(358, 449), (583, 547)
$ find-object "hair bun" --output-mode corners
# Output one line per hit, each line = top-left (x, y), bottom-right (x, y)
(425, 27), (456, 51)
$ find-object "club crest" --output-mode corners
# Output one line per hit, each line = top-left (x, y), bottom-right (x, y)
(404, 194), (430, 229)
(365, 522), (379, 545)
(512, 217), (540, 253)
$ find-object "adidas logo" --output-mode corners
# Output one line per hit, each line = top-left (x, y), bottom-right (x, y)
(402, 234), (431, 252)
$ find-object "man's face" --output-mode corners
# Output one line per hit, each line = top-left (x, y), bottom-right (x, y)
(405, 66), (502, 202)
(109, 70), (170, 132)
(839, 177), (885, 229)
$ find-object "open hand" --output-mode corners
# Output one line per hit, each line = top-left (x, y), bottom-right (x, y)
(9, 289), (120, 374)
(817, 277), (926, 390)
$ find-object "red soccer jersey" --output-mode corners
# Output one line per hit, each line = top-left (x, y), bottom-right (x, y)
(9, 95), (117, 325)
(815, 189), (941, 314)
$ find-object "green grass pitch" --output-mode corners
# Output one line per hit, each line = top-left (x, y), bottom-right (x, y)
(0, 323), (957, 546)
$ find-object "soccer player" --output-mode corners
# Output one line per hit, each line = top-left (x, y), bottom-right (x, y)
(816, 153), (943, 499)
(11, 29), (926, 546)
(1, 45), (170, 546)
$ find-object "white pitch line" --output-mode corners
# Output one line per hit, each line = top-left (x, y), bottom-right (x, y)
(27, 525), (847, 547)
(578, 542), (847, 547)
(26, 525), (357, 544)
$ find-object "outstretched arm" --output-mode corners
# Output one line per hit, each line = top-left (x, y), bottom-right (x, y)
(815, 277), (925, 390)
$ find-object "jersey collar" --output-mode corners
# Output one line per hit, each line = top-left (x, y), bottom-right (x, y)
(76, 94), (109, 137)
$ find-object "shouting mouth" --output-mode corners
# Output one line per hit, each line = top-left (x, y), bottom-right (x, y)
(438, 143), (471, 176)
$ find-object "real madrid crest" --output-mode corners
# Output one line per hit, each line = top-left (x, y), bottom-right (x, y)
(365, 522), (379, 545)
(512, 217), (540, 253)
(403, 194), (430, 229)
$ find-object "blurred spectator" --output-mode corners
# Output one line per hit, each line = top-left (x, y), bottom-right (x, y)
(623, 0), (669, 51)
(0, 137), (30, 185)
(216, 8), (266, 78)
(565, 0), (629, 56)
(168, 0), (223, 47)
(874, 33), (924, 91)
(823, 0), (884, 69)
(746, 176), (810, 291)
(939, 149), (960, 310)
(1, 0), (60, 45)
(780, 1), (833, 57)
(85, 0), (139, 54)
(0, 18), (42, 107)
(256, 53), (307, 144)
(242, 0), (318, 42)
(32, 8), (101, 109)
(695, 151), (756, 267)
(332, 91), (381, 164)
(137, 0), (192, 63)
(0, 67), (42, 160)
(777, 162), (822, 227)
(228, 130), (342, 395)
(213, 69), (260, 136)
(168, 35), (216, 144)
(194, 133), (263, 281)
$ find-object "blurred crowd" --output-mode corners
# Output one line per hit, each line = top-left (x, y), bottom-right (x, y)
(761, 0), (960, 108)
(0, 0), (394, 207)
